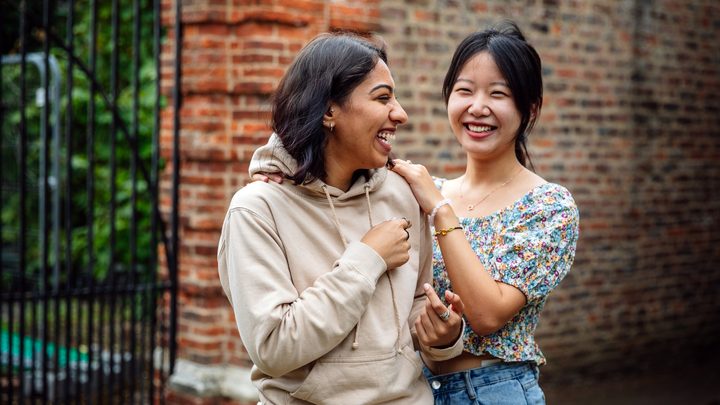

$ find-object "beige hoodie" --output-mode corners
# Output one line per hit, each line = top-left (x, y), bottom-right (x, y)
(217, 134), (462, 404)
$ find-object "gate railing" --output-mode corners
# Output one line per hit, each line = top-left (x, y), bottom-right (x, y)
(0, 0), (180, 403)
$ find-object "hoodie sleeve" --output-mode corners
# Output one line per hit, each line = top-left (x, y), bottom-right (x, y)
(409, 211), (464, 361)
(218, 205), (387, 377)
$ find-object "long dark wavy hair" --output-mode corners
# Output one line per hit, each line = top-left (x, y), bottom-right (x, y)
(272, 33), (387, 184)
(442, 21), (543, 168)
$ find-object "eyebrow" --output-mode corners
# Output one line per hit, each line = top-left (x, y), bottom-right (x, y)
(455, 78), (509, 87)
(369, 84), (394, 94)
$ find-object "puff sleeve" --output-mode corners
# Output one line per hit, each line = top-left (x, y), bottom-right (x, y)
(489, 187), (579, 303)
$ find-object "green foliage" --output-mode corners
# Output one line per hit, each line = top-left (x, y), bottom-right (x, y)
(1, 0), (165, 289)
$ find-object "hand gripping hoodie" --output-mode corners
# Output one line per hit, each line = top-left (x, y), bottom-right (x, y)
(217, 134), (463, 405)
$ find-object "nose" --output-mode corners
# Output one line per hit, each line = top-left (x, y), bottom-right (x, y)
(390, 99), (408, 125)
(467, 95), (490, 117)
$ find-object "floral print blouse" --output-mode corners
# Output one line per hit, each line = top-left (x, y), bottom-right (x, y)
(432, 179), (579, 365)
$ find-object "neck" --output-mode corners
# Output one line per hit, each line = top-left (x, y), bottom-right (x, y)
(463, 152), (523, 187)
(323, 155), (354, 192)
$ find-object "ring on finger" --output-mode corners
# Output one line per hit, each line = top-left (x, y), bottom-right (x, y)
(401, 217), (411, 228)
(439, 309), (451, 322)
(404, 229), (410, 241)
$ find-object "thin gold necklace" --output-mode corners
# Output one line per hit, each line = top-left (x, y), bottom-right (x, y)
(460, 167), (524, 211)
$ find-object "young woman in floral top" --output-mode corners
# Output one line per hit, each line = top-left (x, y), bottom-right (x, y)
(392, 21), (579, 404)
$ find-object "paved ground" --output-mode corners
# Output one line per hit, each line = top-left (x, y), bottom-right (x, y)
(543, 357), (720, 405)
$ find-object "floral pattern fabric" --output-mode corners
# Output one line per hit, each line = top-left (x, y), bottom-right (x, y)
(432, 180), (579, 365)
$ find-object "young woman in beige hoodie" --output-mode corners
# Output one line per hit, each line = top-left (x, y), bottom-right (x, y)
(218, 33), (465, 405)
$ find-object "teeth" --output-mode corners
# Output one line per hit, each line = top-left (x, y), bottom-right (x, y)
(467, 124), (493, 133)
(377, 131), (395, 144)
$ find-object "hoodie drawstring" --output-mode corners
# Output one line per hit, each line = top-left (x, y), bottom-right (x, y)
(365, 185), (402, 353)
(364, 185), (374, 227)
(387, 272), (402, 353)
(323, 185), (349, 246)
(322, 184), (403, 353)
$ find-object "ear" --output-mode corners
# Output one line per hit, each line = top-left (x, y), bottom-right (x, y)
(323, 104), (337, 130)
(530, 103), (539, 121)
(323, 104), (337, 120)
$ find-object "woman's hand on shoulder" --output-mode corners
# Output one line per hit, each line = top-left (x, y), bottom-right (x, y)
(415, 284), (464, 348)
(251, 172), (284, 184)
(390, 160), (444, 214)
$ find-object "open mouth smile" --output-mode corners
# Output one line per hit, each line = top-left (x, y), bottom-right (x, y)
(465, 124), (496, 133)
(376, 131), (395, 149)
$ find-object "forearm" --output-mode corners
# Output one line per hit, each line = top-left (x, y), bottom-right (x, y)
(432, 206), (523, 334)
(243, 251), (383, 376)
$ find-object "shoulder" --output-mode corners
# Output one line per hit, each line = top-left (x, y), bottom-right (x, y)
(503, 183), (577, 226)
(382, 171), (424, 212)
(220, 182), (283, 256)
(527, 183), (577, 211)
(228, 181), (285, 216)
(519, 183), (579, 228)
(385, 170), (415, 194)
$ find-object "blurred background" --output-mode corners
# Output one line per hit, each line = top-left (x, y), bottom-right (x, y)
(1, 0), (719, 403)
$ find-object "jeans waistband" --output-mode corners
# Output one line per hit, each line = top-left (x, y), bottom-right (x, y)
(424, 361), (538, 395)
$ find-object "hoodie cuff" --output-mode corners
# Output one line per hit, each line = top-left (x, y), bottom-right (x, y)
(419, 319), (466, 361)
(340, 242), (387, 286)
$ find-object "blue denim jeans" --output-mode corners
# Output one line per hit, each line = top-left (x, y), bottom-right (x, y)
(423, 362), (545, 405)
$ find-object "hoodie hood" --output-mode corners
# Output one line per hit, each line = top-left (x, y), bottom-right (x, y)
(248, 133), (388, 199)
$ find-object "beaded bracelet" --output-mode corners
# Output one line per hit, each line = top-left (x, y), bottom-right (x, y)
(428, 198), (452, 227)
(433, 225), (463, 237)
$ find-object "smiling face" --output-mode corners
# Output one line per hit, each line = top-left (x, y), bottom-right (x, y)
(447, 51), (522, 161)
(324, 59), (408, 185)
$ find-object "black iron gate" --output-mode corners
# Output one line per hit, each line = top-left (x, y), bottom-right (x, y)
(0, 0), (180, 403)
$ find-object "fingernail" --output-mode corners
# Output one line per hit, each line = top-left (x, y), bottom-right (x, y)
(423, 283), (431, 291)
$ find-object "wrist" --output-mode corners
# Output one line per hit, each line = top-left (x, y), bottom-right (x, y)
(433, 225), (463, 237)
(431, 326), (463, 349)
(428, 198), (452, 226)
(432, 205), (457, 228)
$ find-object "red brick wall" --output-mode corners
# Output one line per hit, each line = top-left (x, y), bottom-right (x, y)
(378, 0), (720, 381)
(161, 0), (720, 396)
